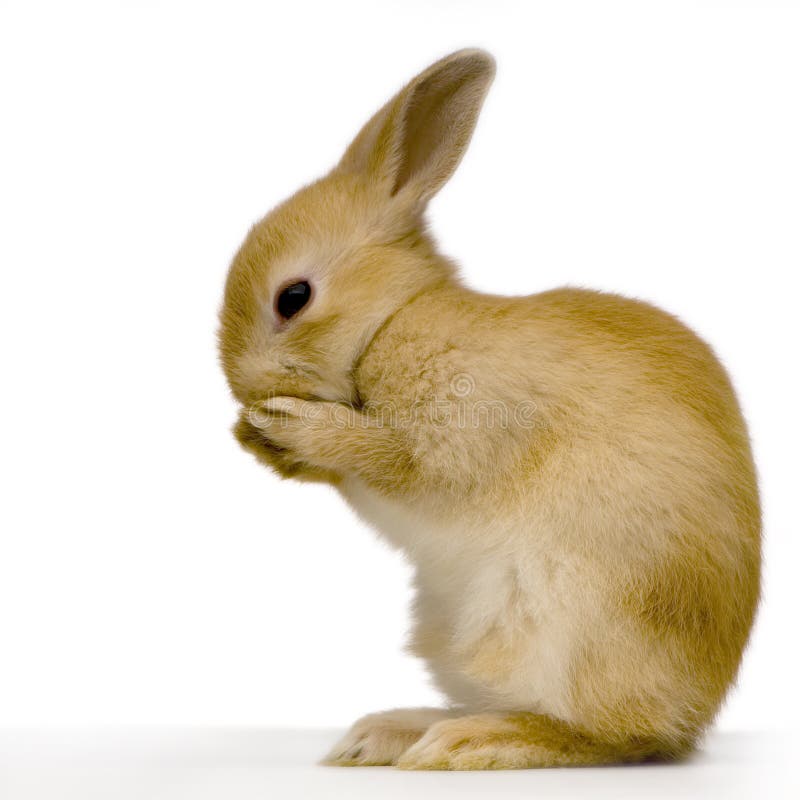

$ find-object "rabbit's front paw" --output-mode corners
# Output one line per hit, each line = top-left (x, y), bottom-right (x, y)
(240, 395), (363, 480)
(234, 404), (332, 481)
(241, 396), (408, 489)
(249, 396), (345, 461)
(324, 708), (451, 767)
(234, 412), (297, 471)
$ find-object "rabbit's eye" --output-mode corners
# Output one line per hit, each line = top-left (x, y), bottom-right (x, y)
(276, 281), (312, 321)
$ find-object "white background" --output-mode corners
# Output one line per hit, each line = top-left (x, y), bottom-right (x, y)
(1, 0), (798, 748)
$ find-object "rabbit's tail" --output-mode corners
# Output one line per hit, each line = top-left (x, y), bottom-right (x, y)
(396, 712), (691, 770)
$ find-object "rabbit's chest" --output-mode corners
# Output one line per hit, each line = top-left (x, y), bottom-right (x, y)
(339, 477), (581, 716)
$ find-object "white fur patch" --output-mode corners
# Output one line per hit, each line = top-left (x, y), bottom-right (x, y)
(339, 477), (582, 721)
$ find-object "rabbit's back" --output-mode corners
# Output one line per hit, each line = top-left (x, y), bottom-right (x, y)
(355, 284), (757, 511)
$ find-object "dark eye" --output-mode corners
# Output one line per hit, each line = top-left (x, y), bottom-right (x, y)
(276, 281), (312, 320)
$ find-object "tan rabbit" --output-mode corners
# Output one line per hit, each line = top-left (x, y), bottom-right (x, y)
(218, 49), (761, 769)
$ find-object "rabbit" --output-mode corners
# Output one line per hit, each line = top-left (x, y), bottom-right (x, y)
(218, 49), (761, 769)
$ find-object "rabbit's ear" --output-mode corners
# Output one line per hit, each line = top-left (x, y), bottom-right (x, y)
(338, 49), (495, 208)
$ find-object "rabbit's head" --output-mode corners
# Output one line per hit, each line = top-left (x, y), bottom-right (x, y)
(219, 49), (495, 407)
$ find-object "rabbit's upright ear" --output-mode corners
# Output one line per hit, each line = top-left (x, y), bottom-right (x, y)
(337, 49), (495, 209)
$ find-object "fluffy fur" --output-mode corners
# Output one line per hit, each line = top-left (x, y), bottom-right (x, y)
(218, 49), (761, 769)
